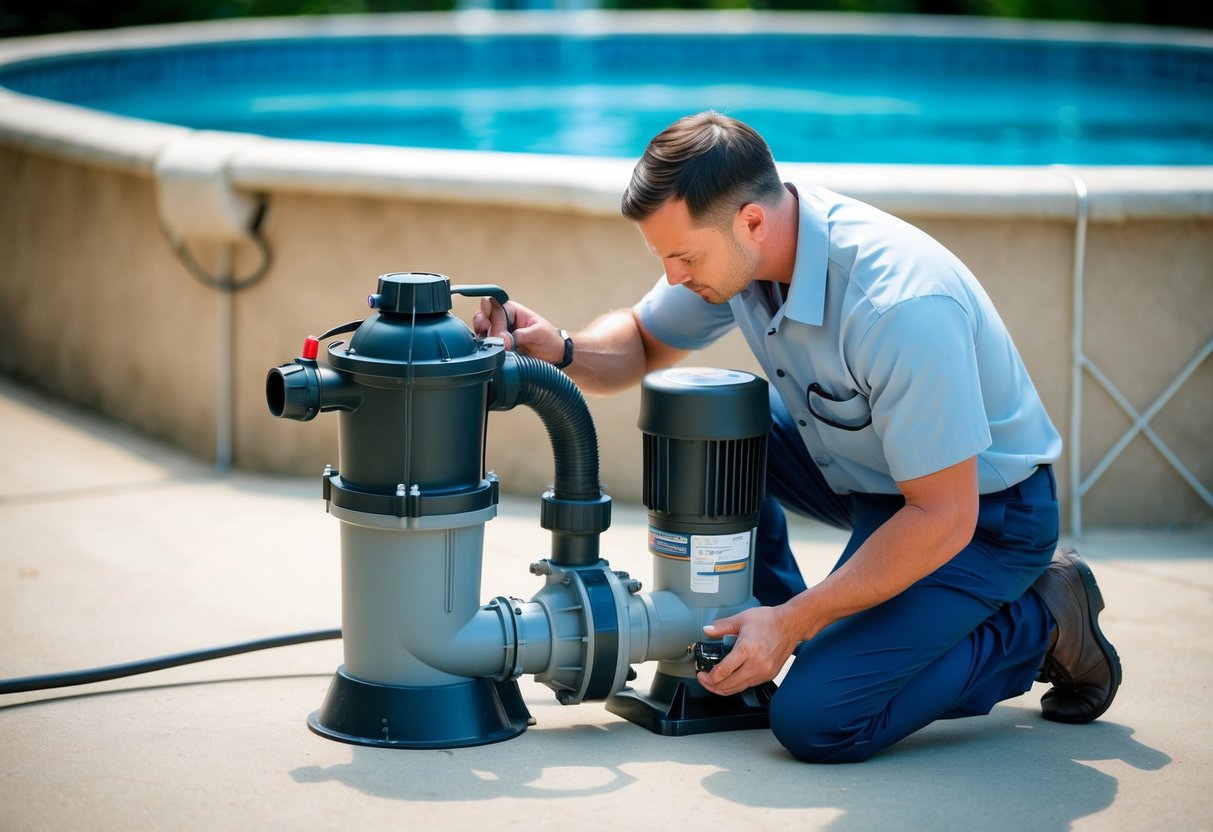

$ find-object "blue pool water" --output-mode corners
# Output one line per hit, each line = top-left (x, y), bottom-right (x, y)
(5, 33), (1212, 165)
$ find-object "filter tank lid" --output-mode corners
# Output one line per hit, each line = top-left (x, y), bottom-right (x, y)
(639, 367), (771, 440)
(330, 272), (500, 379)
(369, 272), (453, 314)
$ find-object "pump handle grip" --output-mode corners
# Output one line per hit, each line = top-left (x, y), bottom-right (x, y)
(451, 284), (514, 332)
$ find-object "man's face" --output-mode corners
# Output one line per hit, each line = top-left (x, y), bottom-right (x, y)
(636, 198), (758, 305)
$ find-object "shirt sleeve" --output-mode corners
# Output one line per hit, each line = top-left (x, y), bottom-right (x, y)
(854, 295), (993, 482)
(633, 276), (737, 350)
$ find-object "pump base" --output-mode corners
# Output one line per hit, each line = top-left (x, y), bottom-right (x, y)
(605, 670), (776, 736)
(308, 667), (532, 748)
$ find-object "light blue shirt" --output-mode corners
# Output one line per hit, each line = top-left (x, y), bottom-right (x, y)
(635, 184), (1062, 496)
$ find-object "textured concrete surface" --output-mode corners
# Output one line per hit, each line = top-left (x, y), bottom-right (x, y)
(1, 374), (1210, 831)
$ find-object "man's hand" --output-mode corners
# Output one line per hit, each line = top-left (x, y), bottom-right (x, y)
(470, 297), (689, 394)
(697, 605), (802, 697)
(471, 297), (566, 364)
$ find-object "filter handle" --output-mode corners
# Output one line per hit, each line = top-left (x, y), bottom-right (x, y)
(452, 284), (514, 332)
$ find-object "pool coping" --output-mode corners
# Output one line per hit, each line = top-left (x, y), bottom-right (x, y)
(2, 11), (1212, 222)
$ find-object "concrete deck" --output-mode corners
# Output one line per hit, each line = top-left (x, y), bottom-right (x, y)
(1, 374), (1209, 831)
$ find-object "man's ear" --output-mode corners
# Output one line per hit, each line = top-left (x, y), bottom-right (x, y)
(735, 202), (768, 244)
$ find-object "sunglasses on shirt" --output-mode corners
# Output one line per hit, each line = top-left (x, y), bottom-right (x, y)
(807, 382), (873, 432)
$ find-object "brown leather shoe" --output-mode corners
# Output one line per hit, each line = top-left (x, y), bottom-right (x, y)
(1031, 546), (1122, 724)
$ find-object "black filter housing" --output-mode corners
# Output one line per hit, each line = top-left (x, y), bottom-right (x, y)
(332, 273), (501, 503)
(639, 367), (770, 529)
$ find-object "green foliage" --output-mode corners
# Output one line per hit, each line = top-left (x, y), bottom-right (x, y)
(0, 0), (455, 38)
(954, 0), (1211, 27)
(1, 0), (1207, 38)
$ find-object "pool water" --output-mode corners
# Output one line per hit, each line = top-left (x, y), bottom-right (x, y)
(6, 34), (1212, 165)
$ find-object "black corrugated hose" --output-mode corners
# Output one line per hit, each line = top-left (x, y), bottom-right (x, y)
(491, 352), (603, 502)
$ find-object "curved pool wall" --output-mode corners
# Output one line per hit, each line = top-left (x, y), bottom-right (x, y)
(0, 12), (1209, 529)
(5, 18), (1213, 164)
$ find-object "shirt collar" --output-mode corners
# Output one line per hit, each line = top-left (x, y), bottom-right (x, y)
(779, 183), (829, 329)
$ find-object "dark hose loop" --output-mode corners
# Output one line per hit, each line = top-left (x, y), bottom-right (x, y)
(492, 353), (602, 502)
(0, 629), (341, 695)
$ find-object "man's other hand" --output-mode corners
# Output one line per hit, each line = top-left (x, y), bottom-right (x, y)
(697, 605), (799, 697)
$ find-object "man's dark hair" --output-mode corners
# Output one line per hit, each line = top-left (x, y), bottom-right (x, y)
(621, 111), (785, 227)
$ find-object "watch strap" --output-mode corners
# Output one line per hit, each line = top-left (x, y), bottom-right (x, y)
(554, 329), (574, 370)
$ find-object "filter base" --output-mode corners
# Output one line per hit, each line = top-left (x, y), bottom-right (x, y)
(606, 670), (775, 736)
(308, 666), (532, 748)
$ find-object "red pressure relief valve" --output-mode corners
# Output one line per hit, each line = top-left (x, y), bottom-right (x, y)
(301, 336), (320, 361)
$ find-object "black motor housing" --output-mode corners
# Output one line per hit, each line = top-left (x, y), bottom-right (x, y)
(605, 366), (774, 737)
(639, 366), (770, 529)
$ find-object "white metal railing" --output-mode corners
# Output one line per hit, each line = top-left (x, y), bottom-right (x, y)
(1057, 165), (1213, 537)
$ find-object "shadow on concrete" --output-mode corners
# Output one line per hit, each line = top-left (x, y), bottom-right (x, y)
(289, 703), (1170, 830)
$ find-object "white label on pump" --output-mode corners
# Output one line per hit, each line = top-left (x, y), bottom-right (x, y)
(689, 531), (751, 594)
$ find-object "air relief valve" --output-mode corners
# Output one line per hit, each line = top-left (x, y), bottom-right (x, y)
(267, 272), (774, 748)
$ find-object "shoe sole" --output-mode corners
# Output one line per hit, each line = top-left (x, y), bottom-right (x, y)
(1056, 546), (1123, 723)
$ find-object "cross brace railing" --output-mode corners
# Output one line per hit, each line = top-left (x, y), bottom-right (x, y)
(1056, 166), (1213, 537)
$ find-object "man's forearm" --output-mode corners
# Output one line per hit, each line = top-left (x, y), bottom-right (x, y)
(785, 506), (966, 636)
(780, 458), (979, 641)
(564, 308), (680, 395)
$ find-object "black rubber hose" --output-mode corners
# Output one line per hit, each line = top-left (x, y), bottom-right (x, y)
(0, 629), (341, 695)
(493, 353), (602, 502)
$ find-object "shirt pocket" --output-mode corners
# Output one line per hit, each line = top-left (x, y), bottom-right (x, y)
(807, 387), (888, 474)
(808, 384), (872, 430)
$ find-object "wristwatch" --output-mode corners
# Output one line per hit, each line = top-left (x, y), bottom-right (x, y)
(554, 329), (575, 370)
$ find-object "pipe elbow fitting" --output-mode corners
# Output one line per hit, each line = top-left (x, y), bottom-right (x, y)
(406, 599), (554, 681)
(265, 359), (360, 421)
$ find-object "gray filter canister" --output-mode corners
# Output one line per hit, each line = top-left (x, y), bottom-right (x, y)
(638, 368), (771, 608)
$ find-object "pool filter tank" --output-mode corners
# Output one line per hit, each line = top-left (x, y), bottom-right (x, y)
(266, 272), (773, 748)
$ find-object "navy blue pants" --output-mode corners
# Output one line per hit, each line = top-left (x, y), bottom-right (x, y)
(755, 392), (1059, 763)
